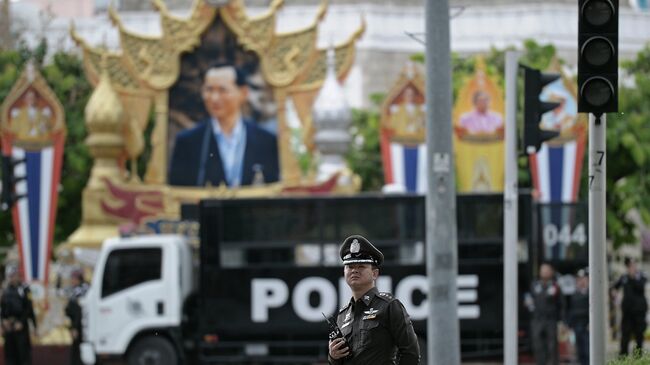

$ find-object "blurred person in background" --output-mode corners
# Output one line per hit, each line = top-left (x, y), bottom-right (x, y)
(613, 257), (648, 356)
(1, 266), (36, 365)
(568, 268), (589, 365)
(525, 262), (564, 365)
(65, 269), (89, 365)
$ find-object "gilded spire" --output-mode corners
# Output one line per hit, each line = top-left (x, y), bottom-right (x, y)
(84, 56), (125, 188)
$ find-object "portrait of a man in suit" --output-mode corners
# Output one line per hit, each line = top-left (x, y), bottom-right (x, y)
(168, 63), (280, 187)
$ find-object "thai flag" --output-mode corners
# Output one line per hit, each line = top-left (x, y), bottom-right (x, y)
(530, 138), (586, 260)
(529, 139), (586, 204)
(3, 134), (64, 285)
(381, 137), (427, 194)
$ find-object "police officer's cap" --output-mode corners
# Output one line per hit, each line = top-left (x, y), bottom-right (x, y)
(577, 267), (589, 277)
(339, 235), (384, 266)
(5, 265), (18, 278)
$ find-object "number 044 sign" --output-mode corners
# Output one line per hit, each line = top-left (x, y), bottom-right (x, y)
(543, 222), (587, 247)
(537, 203), (588, 262)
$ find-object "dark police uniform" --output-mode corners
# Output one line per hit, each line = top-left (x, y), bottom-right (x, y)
(614, 270), (648, 355)
(527, 278), (563, 365)
(1, 281), (36, 365)
(568, 270), (589, 365)
(65, 280), (89, 365)
(328, 235), (420, 365)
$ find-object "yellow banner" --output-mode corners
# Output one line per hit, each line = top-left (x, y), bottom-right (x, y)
(453, 59), (505, 193)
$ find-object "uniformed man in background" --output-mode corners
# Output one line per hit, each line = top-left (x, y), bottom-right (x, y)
(65, 269), (89, 365)
(568, 268), (589, 365)
(1, 266), (36, 365)
(328, 235), (420, 364)
(613, 257), (648, 356)
(525, 262), (564, 365)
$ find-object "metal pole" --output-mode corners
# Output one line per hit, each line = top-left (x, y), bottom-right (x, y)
(503, 51), (521, 365)
(589, 113), (606, 365)
(0, 0), (11, 50)
(425, 0), (460, 364)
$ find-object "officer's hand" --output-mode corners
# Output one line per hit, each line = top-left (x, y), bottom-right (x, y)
(329, 338), (350, 359)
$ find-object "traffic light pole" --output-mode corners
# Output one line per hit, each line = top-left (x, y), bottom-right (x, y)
(503, 50), (521, 365)
(589, 113), (607, 365)
(425, 0), (460, 364)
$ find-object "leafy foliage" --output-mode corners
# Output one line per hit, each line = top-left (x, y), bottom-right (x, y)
(347, 106), (383, 191)
(608, 350), (650, 364)
(605, 44), (650, 247)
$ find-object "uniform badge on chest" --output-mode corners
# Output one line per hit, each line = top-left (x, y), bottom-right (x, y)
(363, 308), (378, 320)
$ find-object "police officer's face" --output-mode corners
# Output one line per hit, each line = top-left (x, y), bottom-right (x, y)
(8, 273), (20, 286)
(540, 264), (554, 281)
(344, 263), (379, 290)
(201, 68), (248, 122)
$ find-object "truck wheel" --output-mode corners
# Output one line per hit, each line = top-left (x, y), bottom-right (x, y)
(127, 336), (178, 365)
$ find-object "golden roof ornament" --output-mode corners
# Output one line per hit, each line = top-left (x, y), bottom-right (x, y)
(84, 55), (125, 189)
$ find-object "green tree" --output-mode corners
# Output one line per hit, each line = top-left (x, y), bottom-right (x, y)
(346, 93), (384, 191)
(605, 44), (650, 248)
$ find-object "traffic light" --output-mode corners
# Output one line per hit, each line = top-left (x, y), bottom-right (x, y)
(522, 66), (561, 154)
(1, 154), (25, 211)
(578, 0), (618, 114)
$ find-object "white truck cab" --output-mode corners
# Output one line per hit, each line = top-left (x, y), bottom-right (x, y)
(80, 235), (194, 365)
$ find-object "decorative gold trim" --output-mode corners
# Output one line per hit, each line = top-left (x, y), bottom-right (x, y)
(219, 0), (282, 54)
(0, 64), (66, 139)
(289, 18), (365, 92)
(259, 0), (328, 88)
(70, 23), (146, 95)
(379, 62), (426, 145)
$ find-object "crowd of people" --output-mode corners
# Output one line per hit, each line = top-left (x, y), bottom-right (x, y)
(527, 258), (648, 365)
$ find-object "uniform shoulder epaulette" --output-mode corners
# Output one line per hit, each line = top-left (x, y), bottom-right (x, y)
(339, 302), (352, 313)
(377, 292), (395, 302)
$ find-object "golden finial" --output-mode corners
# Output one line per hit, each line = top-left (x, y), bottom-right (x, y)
(84, 52), (125, 188)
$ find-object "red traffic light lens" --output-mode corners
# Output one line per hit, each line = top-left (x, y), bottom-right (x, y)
(581, 36), (615, 67)
(580, 76), (614, 107)
(582, 0), (615, 27)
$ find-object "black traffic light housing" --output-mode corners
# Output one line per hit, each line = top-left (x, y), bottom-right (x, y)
(522, 66), (561, 155)
(1, 154), (26, 211)
(578, 0), (618, 114)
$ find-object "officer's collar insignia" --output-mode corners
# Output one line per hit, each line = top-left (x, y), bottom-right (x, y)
(351, 239), (360, 254)
(362, 308), (378, 320)
(364, 295), (370, 301)
(364, 308), (378, 315)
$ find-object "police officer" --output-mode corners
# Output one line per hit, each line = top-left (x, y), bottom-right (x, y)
(328, 235), (420, 364)
(613, 257), (648, 356)
(1, 266), (36, 365)
(568, 268), (589, 365)
(65, 269), (89, 365)
(525, 263), (564, 365)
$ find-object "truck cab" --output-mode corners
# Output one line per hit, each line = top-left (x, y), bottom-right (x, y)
(80, 235), (193, 365)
